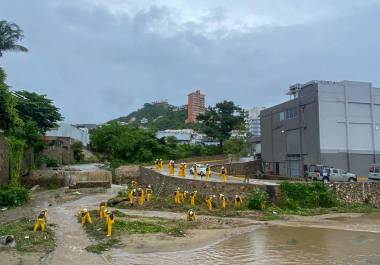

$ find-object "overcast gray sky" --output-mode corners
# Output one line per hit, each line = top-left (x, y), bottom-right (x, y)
(1, 0), (380, 124)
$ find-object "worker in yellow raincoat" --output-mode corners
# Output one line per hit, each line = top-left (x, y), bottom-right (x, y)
(193, 163), (198, 177)
(206, 195), (215, 210)
(138, 188), (145, 206)
(174, 188), (181, 205)
(105, 210), (115, 237)
(182, 163), (187, 177)
(131, 180), (138, 189)
(33, 209), (48, 232)
(190, 191), (197, 206)
(80, 208), (92, 225)
(219, 194), (227, 210)
(169, 160), (175, 175)
(178, 163), (186, 177)
(146, 185), (153, 202)
(221, 166), (228, 182)
(183, 190), (189, 201)
(154, 159), (159, 170)
(234, 195), (243, 209)
(179, 190), (185, 203)
(186, 209), (197, 221)
(99, 202), (106, 219)
(159, 159), (163, 170)
(129, 189), (137, 206)
(206, 164), (211, 179)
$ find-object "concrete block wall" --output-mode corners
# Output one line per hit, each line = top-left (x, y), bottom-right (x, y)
(211, 160), (263, 178)
(42, 146), (74, 165)
(331, 182), (380, 208)
(26, 169), (112, 188)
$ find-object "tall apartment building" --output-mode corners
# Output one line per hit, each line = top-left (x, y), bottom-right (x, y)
(186, 90), (205, 123)
(261, 80), (380, 177)
(247, 107), (266, 136)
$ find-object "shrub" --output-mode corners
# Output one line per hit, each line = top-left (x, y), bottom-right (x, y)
(247, 189), (269, 210)
(0, 186), (29, 207)
(72, 141), (84, 162)
(5, 136), (25, 187)
(279, 182), (336, 209)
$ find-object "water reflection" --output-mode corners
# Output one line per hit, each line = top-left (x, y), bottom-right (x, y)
(110, 226), (380, 265)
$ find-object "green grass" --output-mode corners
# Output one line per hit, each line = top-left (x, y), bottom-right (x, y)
(85, 239), (120, 254)
(114, 220), (166, 234)
(0, 218), (55, 252)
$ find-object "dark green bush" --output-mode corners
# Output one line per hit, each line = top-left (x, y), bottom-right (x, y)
(280, 182), (336, 209)
(0, 186), (29, 207)
(247, 189), (269, 210)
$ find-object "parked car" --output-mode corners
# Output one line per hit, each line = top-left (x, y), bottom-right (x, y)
(307, 165), (330, 180)
(189, 164), (207, 177)
(316, 167), (357, 183)
(368, 164), (380, 181)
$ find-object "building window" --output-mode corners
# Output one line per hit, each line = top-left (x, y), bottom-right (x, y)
(286, 107), (297, 120)
(280, 112), (285, 121)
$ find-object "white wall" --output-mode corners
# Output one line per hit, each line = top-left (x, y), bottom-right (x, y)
(46, 123), (90, 146)
(318, 81), (378, 154)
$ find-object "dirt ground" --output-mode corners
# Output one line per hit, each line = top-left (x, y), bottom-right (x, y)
(1, 187), (380, 265)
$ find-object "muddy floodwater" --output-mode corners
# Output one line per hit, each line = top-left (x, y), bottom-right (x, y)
(108, 226), (380, 265)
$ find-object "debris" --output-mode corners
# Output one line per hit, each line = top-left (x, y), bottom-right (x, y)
(0, 235), (16, 248)
(30, 185), (40, 192)
(1, 208), (8, 211)
(24, 235), (29, 239)
(73, 191), (81, 195)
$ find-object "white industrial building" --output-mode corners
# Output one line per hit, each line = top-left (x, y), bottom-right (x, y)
(261, 80), (380, 177)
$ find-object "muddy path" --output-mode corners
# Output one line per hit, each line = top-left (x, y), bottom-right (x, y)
(43, 186), (122, 265)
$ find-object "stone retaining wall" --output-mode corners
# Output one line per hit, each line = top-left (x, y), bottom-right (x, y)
(331, 182), (380, 208)
(114, 165), (140, 184)
(120, 167), (280, 202)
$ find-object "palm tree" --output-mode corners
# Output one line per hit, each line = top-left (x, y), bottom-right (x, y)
(0, 20), (28, 57)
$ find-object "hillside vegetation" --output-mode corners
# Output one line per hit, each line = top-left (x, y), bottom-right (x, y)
(111, 102), (198, 131)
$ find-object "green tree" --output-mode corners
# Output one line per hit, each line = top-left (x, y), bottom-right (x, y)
(223, 138), (249, 156)
(0, 68), (21, 133)
(0, 20), (28, 57)
(90, 122), (166, 163)
(198, 100), (246, 147)
(14, 90), (63, 133)
(11, 120), (45, 154)
(72, 142), (85, 162)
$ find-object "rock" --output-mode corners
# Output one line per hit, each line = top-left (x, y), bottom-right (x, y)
(1, 208), (7, 211)
(30, 185), (40, 192)
(0, 235), (16, 248)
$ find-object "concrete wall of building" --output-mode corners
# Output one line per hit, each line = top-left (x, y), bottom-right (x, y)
(0, 137), (9, 186)
(331, 182), (380, 208)
(261, 84), (320, 176)
(46, 123), (90, 146)
(318, 81), (380, 175)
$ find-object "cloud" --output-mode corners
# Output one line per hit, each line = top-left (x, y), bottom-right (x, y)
(0, 0), (380, 123)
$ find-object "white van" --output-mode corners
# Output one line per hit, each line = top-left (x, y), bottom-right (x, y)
(368, 164), (380, 181)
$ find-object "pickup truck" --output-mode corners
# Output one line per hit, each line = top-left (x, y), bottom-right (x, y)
(307, 165), (357, 183)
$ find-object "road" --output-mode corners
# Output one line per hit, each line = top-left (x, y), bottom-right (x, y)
(156, 166), (278, 186)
